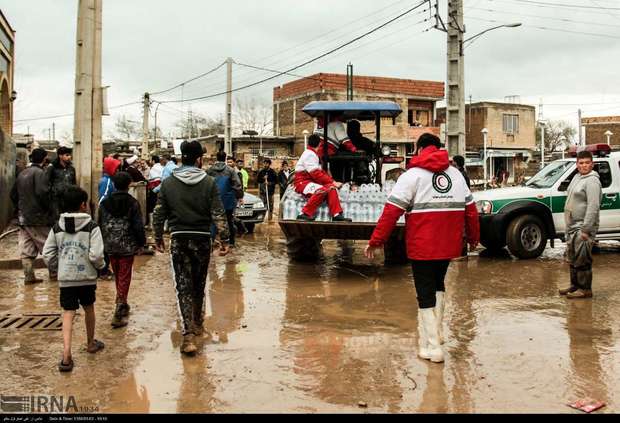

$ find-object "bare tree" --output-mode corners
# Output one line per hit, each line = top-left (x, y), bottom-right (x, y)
(114, 115), (140, 141)
(233, 97), (273, 136)
(536, 120), (577, 153)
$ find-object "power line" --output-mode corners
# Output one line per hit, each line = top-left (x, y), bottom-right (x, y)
(510, 0), (620, 10)
(149, 60), (228, 96)
(469, 6), (620, 27)
(14, 101), (143, 123)
(467, 15), (620, 39)
(154, 0), (430, 104)
(177, 5), (432, 101)
(483, 0), (619, 16)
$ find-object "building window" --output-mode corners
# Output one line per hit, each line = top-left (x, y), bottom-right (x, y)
(408, 109), (430, 127)
(0, 53), (8, 73)
(503, 114), (519, 134)
(0, 28), (12, 54)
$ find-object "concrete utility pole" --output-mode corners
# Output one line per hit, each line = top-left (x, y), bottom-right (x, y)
(347, 63), (354, 101)
(225, 57), (233, 155)
(578, 109), (583, 146)
(142, 92), (150, 160)
(445, 0), (466, 156)
(73, 0), (103, 207)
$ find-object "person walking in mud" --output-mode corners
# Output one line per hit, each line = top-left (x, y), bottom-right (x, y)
(153, 141), (231, 356)
(98, 172), (146, 328)
(560, 150), (602, 299)
(46, 146), (77, 223)
(10, 148), (55, 284)
(364, 134), (479, 364)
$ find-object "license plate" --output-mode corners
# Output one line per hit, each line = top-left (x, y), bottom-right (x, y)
(236, 209), (254, 217)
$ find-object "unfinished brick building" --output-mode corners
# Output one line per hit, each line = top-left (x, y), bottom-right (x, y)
(273, 73), (444, 157)
(582, 116), (620, 147)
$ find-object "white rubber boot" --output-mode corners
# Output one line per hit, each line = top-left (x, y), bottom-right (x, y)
(419, 308), (444, 363)
(417, 314), (430, 360)
(435, 292), (445, 345)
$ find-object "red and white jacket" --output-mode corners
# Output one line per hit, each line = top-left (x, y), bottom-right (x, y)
(314, 120), (357, 156)
(294, 147), (336, 196)
(369, 146), (480, 261)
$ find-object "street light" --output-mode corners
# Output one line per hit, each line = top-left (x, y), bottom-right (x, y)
(482, 128), (489, 190)
(559, 135), (567, 160)
(539, 120), (547, 169)
(462, 23), (523, 52)
(302, 129), (310, 150)
(605, 130), (613, 146)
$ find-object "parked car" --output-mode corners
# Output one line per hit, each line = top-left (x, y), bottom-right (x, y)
(474, 144), (620, 259)
(235, 192), (266, 233)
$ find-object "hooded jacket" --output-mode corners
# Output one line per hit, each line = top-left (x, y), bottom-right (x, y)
(98, 157), (121, 205)
(42, 213), (106, 288)
(98, 192), (146, 256)
(369, 146), (480, 261)
(206, 162), (243, 211)
(10, 163), (52, 226)
(564, 171), (602, 236)
(46, 158), (77, 220)
(153, 166), (230, 242)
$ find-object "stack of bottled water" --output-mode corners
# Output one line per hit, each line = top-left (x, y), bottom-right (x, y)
(282, 182), (405, 224)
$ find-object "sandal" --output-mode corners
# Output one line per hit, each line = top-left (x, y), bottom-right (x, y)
(58, 358), (74, 372)
(87, 339), (105, 354)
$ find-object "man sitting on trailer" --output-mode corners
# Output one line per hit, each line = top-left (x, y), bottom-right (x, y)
(294, 134), (352, 222)
(314, 113), (358, 159)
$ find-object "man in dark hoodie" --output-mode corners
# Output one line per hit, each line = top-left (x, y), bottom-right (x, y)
(153, 141), (230, 356)
(365, 134), (479, 364)
(10, 148), (54, 284)
(98, 172), (146, 328)
(47, 146), (77, 222)
(207, 151), (243, 247)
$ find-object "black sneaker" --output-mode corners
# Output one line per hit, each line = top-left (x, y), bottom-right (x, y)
(296, 213), (316, 221)
(332, 214), (352, 222)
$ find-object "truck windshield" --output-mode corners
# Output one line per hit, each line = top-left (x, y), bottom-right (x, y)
(526, 161), (574, 188)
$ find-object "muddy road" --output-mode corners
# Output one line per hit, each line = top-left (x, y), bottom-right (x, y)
(1, 225), (619, 413)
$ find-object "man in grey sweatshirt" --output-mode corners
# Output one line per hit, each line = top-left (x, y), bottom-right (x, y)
(560, 150), (602, 299)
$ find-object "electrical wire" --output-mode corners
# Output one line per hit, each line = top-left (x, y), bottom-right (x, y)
(467, 15), (620, 39)
(149, 60), (228, 96)
(468, 6), (620, 27)
(154, 0), (430, 104)
(14, 101), (143, 123)
(510, 0), (620, 10)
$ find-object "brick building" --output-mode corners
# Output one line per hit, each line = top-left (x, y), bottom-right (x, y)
(582, 116), (620, 147)
(0, 9), (15, 232)
(273, 73), (444, 158)
(437, 102), (536, 184)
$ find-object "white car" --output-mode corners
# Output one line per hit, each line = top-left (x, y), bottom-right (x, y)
(474, 145), (620, 259)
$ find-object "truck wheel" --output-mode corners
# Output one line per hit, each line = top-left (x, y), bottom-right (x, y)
(384, 238), (408, 266)
(506, 215), (547, 259)
(286, 237), (322, 262)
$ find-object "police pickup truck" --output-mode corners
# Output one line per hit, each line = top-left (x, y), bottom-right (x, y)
(474, 144), (620, 259)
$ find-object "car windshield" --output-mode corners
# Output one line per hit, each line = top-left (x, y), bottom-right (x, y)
(526, 161), (574, 188)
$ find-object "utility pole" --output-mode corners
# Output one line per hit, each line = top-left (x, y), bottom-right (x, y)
(578, 108), (583, 146)
(347, 63), (354, 101)
(73, 0), (103, 208)
(142, 92), (150, 160)
(52, 122), (56, 143)
(225, 57), (233, 155)
(446, 0), (466, 156)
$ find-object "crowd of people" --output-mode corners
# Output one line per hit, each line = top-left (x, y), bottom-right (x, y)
(8, 132), (602, 371)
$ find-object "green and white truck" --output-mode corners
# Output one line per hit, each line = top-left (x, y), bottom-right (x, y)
(474, 145), (620, 259)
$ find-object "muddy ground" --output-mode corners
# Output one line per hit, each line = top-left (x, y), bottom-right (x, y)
(0, 224), (619, 413)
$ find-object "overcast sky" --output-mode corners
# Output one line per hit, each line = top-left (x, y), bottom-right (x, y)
(2, 0), (620, 141)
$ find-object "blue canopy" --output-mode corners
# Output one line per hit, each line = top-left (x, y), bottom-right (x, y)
(302, 101), (402, 120)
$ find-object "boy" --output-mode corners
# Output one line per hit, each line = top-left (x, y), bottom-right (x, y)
(98, 172), (146, 327)
(43, 186), (106, 372)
